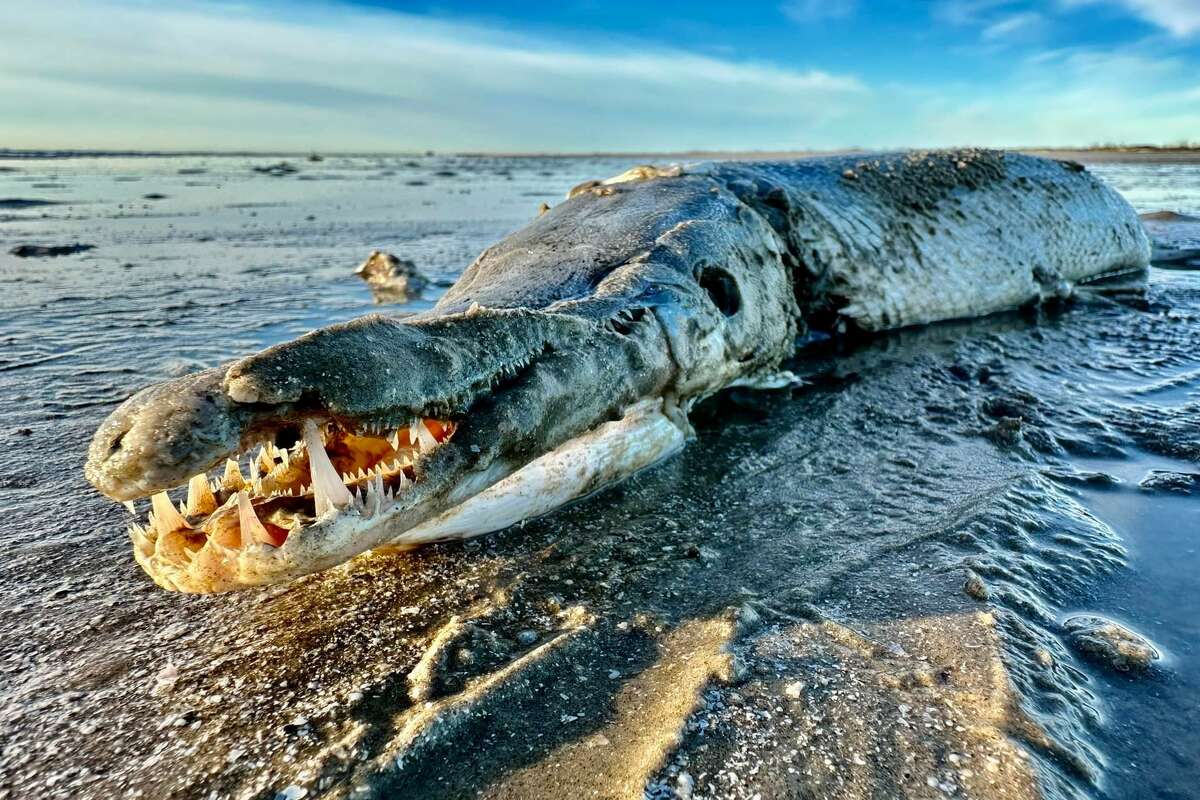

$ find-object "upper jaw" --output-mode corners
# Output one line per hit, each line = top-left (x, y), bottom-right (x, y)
(85, 366), (258, 502)
(85, 307), (597, 503)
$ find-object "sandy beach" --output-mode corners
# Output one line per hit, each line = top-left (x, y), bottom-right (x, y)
(0, 152), (1197, 800)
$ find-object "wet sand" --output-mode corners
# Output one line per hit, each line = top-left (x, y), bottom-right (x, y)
(1027, 149), (1200, 165)
(0, 152), (1197, 800)
(447, 147), (1200, 166)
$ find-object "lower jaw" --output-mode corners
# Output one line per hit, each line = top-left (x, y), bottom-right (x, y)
(394, 397), (686, 544)
(138, 398), (687, 592)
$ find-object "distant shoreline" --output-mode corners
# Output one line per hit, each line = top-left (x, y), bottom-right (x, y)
(3, 146), (1200, 164)
(1024, 148), (1200, 164)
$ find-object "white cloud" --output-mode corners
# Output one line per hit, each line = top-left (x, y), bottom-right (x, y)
(0, 0), (1196, 151)
(0, 0), (868, 151)
(895, 47), (1200, 146)
(780, 0), (858, 23)
(982, 11), (1044, 40)
(933, 0), (1023, 25)
(1062, 0), (1200, 36)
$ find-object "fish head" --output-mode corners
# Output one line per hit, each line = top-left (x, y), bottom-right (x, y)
(85, 167), (798, 592)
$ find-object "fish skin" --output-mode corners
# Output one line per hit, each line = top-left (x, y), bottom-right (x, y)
(84, 149), (1150, 592)
(441, 150), (1148, 331)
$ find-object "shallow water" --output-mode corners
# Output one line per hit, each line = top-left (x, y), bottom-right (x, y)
(0, 153), (1196, 800)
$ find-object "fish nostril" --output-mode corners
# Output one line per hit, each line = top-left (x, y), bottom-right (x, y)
(273, 425), (301, 450)
(108, 430), (127, 456)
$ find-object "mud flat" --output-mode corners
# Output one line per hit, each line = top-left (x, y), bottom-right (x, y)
(1025, 147), (1200, 165)
(0, 154), (1197, 800)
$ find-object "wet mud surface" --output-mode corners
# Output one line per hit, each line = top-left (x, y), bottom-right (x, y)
(0, 154), (1197, 800)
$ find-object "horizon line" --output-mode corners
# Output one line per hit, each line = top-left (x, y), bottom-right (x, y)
(3, 144), (1200, 161)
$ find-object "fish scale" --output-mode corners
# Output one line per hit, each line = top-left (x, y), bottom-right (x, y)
(85, 149), (1150, 591)
(687, 151), (1149, 331)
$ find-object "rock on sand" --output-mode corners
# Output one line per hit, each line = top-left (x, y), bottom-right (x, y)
(1063, 615), (1161, 673)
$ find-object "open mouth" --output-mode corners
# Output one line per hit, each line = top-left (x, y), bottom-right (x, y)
(130, 416), (456, 574)
(89, 308), (680, 591)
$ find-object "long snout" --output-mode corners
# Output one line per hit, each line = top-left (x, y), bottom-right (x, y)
(84, 307), (606, 503)
(85, 367), (255, 501)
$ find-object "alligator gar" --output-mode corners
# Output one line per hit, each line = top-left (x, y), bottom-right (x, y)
(84, 149), (1150, 593)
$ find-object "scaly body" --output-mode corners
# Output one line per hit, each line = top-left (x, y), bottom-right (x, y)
(85, 150), (1149, 592)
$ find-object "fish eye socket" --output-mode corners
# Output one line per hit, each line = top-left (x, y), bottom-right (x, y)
(698, 266), (741, 317)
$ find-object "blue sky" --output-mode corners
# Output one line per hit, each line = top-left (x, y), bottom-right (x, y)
(1, 0), (1198, 151)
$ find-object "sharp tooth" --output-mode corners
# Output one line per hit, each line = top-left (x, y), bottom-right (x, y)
(186, 474), (218, 517)
(257, 446), (274, 475)
(389, 430), (401, 449)
(122, 500), (136, 515)
(363, 478), (377, 518)
(129, 524), (154, 555)
(222, 459), (245, 492)
(414, 420), (438, 452)
(207, 539), (233, 559)
(237, 491), (271, 548)
(303, 419), (352, 516)
(151, 492), (190, 533)
(280, 449), (290, 467)
(367, 473), (385, 516)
